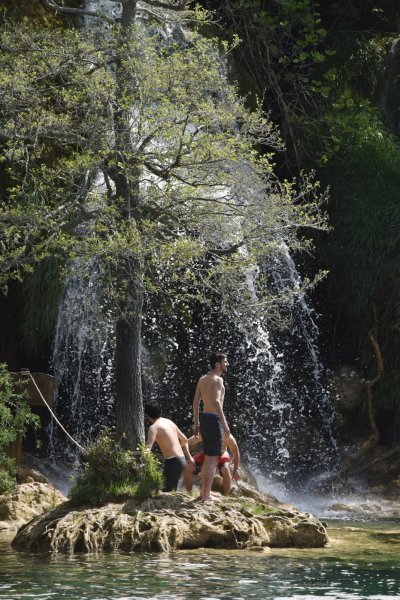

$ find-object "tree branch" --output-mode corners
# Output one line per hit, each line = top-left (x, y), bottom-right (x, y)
(42, 0), (187, 21)
(209, 242), (244, 256)
(142, 0), (188, 11)
(341, 304), (383, 477)
(40, 0), (114, 23)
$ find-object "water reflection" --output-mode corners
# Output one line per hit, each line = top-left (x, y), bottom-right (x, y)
(1, 522), (400, 599)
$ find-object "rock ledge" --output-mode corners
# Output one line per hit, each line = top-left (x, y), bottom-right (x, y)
(0, 482), (67, 531)
(12, 491), (327, 553)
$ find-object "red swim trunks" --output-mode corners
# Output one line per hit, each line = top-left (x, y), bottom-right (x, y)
(192, 451), (230, 475)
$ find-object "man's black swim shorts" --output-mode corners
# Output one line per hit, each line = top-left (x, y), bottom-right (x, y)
(199, 412), (223, 456)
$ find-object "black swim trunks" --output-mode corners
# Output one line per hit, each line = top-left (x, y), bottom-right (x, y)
(199, 412), (223, 456)
(163, 456), (186, 492)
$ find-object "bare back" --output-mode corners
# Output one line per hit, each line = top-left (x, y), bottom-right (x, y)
(147, 417), (185, 459)
(197, 372), (225, 414)
(193, 369), (229, 435)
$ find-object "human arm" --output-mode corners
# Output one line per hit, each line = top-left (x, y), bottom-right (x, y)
(192, 381), (201, 437)
(227, 435), (240, 481)
(146, 425), (157, 450)
(213, 378), (230, 436)
(176, 426), (195, 465)
(187, 434), (202, 447)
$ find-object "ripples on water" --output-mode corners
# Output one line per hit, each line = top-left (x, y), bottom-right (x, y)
(1, 522), (400, 599)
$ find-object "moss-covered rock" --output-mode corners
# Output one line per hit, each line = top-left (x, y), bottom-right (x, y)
(11, 491), (327, 553)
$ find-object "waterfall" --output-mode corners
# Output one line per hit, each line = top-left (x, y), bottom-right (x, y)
(241, 244), (337, 484)
(48, 1), (120, 464)
(47, 2), (336, 488)
(83, 0), (121, 25)
(49, 241), (338, 485)
(49, 258), (116, 464)
(142, 242), (337, 487)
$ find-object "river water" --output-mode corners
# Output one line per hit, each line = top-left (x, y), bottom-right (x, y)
(1, 520), (399, 599)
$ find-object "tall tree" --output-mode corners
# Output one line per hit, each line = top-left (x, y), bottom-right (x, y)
(0, 0), (327, 449)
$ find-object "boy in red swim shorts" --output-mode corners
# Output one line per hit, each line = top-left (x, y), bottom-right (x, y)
(184, 433), (240, 496)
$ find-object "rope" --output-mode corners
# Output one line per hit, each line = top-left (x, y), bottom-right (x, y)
(27, 372), (86, 453)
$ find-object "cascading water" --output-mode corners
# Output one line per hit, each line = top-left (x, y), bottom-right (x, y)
(49, 238), (336, 489)
(142, 242), (337, 489)
(49, 258), (116, 464)
(47, 0), (337, 491)
(47, 1), (120, 464)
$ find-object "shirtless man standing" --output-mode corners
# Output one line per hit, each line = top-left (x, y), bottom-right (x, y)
(145, 402), (195, 492)
(193, 352), (230, 501)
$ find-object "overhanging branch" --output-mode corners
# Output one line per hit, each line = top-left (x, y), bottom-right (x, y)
(41, 0), (187, 21)
(142, 0), (188, 10)
(40, 0), (114, 23)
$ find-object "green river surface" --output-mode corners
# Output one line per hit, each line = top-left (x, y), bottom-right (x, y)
(0, 520), (400, 599)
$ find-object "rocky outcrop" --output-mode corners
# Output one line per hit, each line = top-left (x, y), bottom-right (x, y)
(0, 482), (67, 531)
(329, 494), (400, 519)
(12, 491), (327, 553)
(17, 466), (51, 485)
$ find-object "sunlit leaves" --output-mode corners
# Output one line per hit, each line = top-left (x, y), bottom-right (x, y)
(0, 16), (327, 324)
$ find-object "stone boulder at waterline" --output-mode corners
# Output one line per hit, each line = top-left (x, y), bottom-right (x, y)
(12, 491), (328, 553)
(0, 482), (67, 531)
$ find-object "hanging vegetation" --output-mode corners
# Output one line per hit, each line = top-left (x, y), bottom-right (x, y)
(0, 364), (39, 493)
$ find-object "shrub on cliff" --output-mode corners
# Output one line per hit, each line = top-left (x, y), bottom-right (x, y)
(0, 364), (40, 494)
(69, 432), (163, 506)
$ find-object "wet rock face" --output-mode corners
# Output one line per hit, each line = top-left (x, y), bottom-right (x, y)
(328, 367), (365, 425)
(0, 482), (67, 531)
(12, 492), (328, 553)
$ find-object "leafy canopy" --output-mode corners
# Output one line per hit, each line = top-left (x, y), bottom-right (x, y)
(0, 16), (327, 324)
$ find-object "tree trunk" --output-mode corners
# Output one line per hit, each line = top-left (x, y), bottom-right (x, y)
(114, 0), (144, 450)
(115, 270), (145, 449)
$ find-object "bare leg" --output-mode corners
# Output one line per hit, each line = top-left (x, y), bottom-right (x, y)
(220, 464), (232, 496)
(183, 463), (195, 492)
(201, 455), (218, 501)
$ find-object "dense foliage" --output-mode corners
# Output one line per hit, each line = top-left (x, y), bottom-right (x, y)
(200, 0), (400, 446)
(69, 433), (163, 506)
(0, 19), (325, 304)
(319, 49), (400, 444)
(0, 364), (39, 494)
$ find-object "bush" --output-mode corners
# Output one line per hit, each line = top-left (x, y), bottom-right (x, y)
(0, 364), (40, 495)
(135, 444), (164, 502)
(69, 433), (164, 506)
(0, 465), (16, 495)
